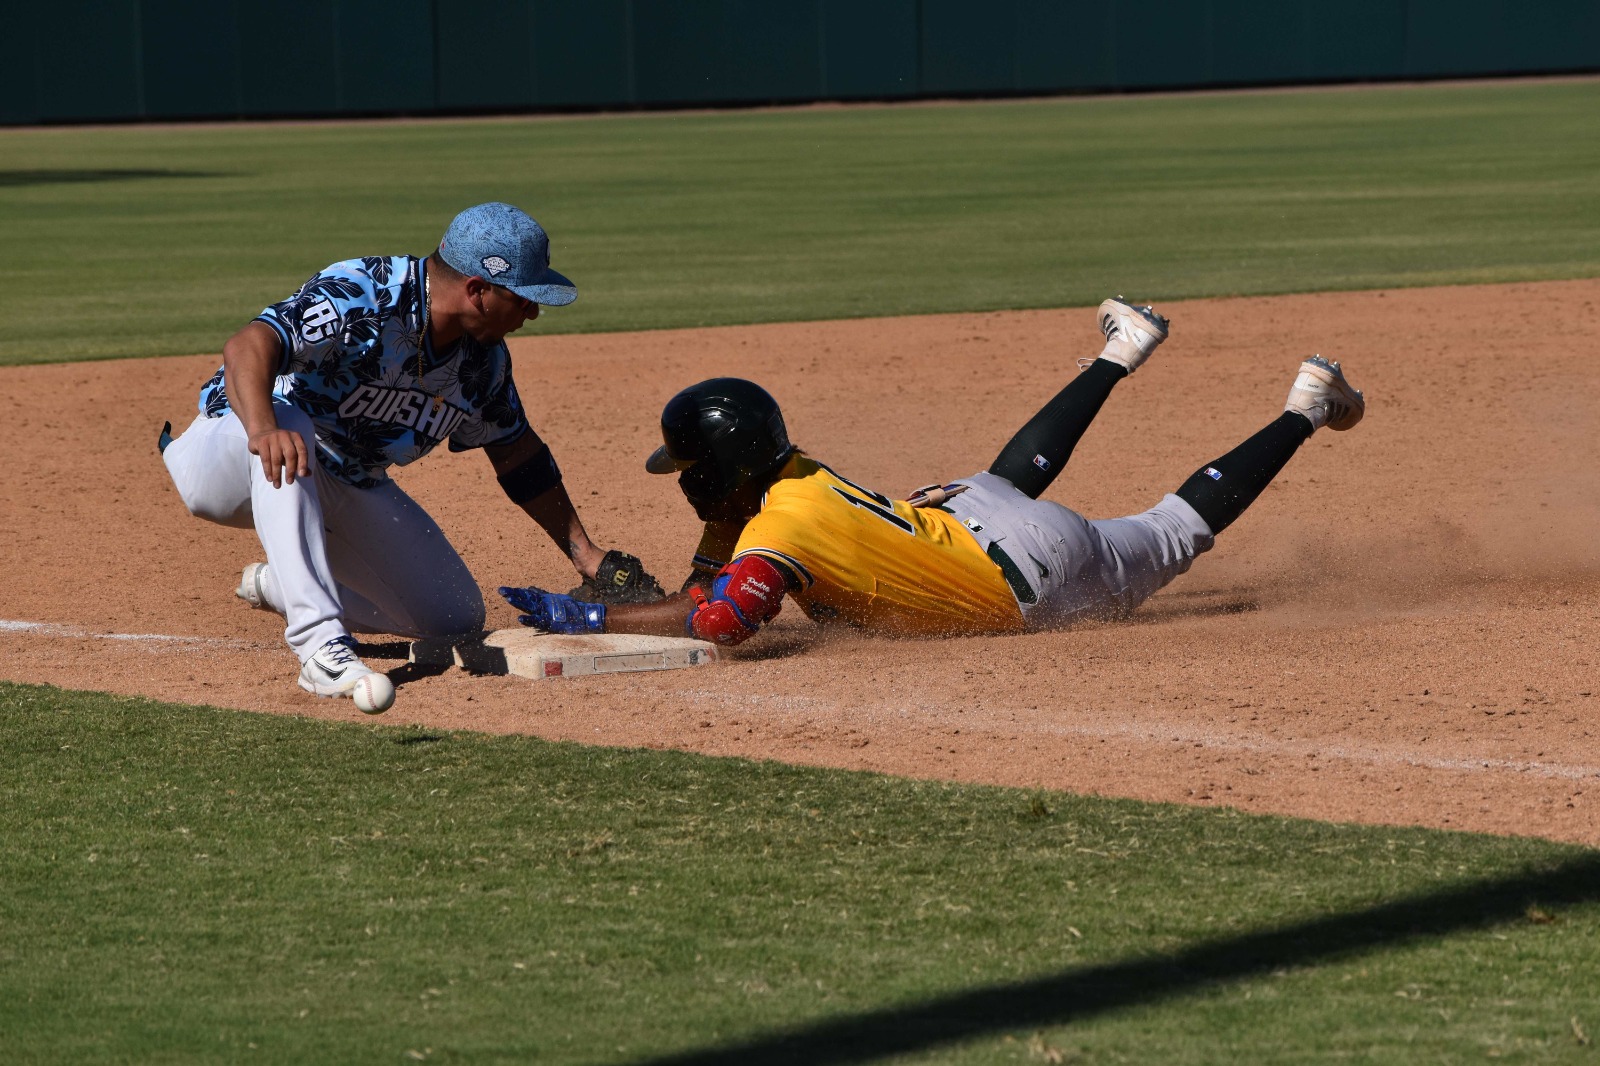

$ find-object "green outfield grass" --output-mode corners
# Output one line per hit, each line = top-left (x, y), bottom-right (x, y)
(3, 681), (1596, 1065)
(0, 79), (1597, 365)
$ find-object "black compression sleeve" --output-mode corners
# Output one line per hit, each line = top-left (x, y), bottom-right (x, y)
(988, 359), (1126, 499)
(496, 446), (562, 503)
(1175, 411), (1313, 535)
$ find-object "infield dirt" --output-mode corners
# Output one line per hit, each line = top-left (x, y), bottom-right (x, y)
(4, 280), (1598, 844)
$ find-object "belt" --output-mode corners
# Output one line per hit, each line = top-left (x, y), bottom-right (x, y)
(985, 542), (1038, 606)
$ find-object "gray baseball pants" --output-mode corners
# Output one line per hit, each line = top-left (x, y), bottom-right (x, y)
(945, 471), (1215, 631)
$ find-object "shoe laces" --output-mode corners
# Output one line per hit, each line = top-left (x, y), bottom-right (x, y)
(320, 637), (361, 667)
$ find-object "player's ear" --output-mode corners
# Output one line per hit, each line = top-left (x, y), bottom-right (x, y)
(463, 275), (491, 310)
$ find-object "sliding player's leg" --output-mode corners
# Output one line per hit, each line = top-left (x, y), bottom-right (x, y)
(1175, 356), (1365, 535)
(988, 298), (1169, 499)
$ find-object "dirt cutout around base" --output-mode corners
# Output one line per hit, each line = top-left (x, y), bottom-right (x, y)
(4, 280), (1598, 844)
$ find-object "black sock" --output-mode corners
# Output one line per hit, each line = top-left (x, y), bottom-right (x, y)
(988, 359), (1127, 500)
(1175, 412), (1313, 534)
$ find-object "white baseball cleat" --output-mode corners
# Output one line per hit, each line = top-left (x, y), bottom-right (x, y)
(1095, 296), (1170, 373)
(298, 636), (390, 712)
(1285, 355), (1365, 432)
(236, 562), (277, 611)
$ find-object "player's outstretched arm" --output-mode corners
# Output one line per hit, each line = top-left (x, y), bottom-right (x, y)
(499, 553), (791, 647)
(496, 585), (695, 638)
(486, 432), (607, 578)
(486, 436), (666, 602)
(608, 593), (702, 636)
(223, 321), (308, 488)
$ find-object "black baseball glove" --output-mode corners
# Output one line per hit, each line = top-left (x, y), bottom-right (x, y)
(567, 550), (666, 605)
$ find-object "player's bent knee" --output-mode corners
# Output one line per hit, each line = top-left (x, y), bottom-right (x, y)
(167, 466), (255, 528)
(181, 493), (253, 528)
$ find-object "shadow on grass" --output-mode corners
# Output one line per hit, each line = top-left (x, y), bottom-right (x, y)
(0, 169), (226, 187)
(627, 853), (1600, 1066)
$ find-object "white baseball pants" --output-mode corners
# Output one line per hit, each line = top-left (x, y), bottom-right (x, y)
(162, 404), (484, 662)
(946, 471), (1215, 631)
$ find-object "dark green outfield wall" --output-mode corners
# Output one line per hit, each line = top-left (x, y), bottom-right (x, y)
(4, 0), (1597, 125)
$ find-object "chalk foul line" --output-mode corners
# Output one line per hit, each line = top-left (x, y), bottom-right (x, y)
(0, 618), (254, 649)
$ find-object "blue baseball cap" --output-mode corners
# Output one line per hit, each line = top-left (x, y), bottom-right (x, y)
(438, 202), (577, 306)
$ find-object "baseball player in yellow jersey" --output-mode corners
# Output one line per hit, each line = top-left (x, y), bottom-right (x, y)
(499, 298), (1366, 645)
(688, 452), (1028, 636)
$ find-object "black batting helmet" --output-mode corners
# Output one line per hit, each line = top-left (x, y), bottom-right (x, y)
(645, 378), (795, 516)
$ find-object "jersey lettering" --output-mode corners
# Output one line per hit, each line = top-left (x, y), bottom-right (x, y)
(415, 395), (463, 439)
(383, 390), (424, 424)
(338, 384), (467, 440)
(300, 299), (340, 342)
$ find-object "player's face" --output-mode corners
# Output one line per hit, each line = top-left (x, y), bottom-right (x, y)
(681, 468), (765, 523)
(469, 282), (540, 342)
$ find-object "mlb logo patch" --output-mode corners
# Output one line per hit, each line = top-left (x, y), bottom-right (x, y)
(1032, 454), (1051, 471)
(1204, 467), (1222, 481)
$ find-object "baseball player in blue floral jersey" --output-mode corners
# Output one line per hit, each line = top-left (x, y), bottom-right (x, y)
(162, 202), (660, 711)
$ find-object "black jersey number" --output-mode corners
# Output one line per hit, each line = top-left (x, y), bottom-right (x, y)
(822, 463), (914, 536)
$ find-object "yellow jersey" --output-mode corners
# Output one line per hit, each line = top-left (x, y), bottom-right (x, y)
(691, 453), (1023, 636)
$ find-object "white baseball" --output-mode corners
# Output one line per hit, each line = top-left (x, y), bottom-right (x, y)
(352, 673), (395, 714)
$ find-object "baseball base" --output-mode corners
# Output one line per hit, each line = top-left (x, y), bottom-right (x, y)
(410, 630), (718, 679)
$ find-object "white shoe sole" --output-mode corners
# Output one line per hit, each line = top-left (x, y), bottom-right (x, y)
(299, 672), (367, 697)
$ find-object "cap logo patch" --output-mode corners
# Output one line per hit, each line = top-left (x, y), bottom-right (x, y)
(481, 255), (512, 277)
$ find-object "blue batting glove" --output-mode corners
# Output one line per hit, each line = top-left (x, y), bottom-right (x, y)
(497, 585), (607, 634)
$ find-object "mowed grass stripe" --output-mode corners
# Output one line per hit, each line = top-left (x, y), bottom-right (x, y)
(1, 79), (1597, 365)
(2, 681), (1595, 1065)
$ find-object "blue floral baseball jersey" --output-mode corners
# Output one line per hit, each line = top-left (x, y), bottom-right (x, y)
(197, 256), (530, 488)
